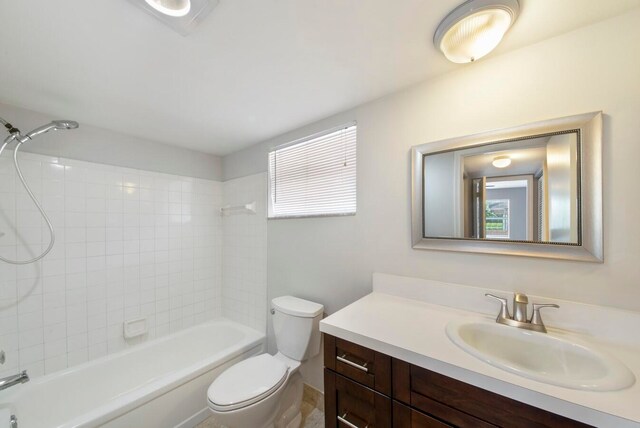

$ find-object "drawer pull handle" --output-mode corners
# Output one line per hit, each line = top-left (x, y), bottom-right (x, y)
(337, 354), (369, 373)
(338, 412), (368, 428)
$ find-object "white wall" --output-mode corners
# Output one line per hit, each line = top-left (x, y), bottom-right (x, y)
(0, 103), (222, 181)
(424, 152), (455, 237)
(0, 151), (222, 379)
(225, 10), (640, 391)
(221, 173), (268, 333)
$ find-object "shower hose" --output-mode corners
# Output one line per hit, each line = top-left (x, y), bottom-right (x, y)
(0, 135), (55, 264)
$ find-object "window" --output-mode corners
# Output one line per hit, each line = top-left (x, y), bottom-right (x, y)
(485, 199), (510, 239)
(268, 123), (356, 219)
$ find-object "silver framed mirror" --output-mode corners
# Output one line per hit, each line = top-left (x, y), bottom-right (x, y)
(411, 112), (602, 262)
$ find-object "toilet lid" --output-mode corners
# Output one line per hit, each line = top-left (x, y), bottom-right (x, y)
(207, 354), (289, 411)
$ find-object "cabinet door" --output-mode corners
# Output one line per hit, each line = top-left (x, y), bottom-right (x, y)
(325, 369), (392, 428)
(394, 360), (592, 428)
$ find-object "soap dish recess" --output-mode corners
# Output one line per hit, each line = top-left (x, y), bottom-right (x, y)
(123, 318), (148, 339)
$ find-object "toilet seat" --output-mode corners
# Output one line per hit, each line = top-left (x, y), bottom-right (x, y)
(208, 354), (289, 412)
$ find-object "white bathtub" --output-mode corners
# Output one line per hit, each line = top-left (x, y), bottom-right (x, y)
(0, 319), (265, 428)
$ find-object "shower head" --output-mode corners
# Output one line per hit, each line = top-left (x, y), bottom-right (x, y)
(25, 120), (79, 140)
(52, 120), (79, 130)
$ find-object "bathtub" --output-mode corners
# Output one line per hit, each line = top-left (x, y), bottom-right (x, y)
(0, 319), (265, 428)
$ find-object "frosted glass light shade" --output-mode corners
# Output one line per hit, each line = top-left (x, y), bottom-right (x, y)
(434, 0), (519, 64)
(492, 156), (512, 168)
(144, 0), (191, 17)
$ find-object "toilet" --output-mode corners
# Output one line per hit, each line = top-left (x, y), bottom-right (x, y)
(207, 296), (324, 428)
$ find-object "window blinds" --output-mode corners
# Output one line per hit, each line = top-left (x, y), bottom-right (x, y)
(268, 124), (357, 218)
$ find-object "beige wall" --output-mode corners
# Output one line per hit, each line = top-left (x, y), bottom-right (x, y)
(224, 10), (640, 391)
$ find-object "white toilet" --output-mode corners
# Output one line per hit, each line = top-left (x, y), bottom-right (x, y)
(207, 296), (324, 428)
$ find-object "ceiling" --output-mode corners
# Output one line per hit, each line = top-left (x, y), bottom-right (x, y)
(464, 146), (547, 178)
(463, 136), (550, 178)
(0, 0), (638, 155)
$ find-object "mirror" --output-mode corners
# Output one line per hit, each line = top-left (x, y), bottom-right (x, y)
(424, 132), (579, 244)
(411, 112), (603, 262)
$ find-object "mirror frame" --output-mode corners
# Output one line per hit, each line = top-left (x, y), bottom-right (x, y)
(411, 112), (603, 262)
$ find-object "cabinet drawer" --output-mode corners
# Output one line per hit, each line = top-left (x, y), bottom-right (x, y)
(394, 360), (591, 428)
(393, 400), (453, 428)
(324, 334), (391, 395)
(325, 369), (392, 428)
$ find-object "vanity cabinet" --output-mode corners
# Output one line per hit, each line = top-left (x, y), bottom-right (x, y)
(323, 334), (591, 428)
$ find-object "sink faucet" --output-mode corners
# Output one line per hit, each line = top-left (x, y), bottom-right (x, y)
(0, 370), (29, 392)
(512, 292), (529, 322)
(486, 293), (559, 333)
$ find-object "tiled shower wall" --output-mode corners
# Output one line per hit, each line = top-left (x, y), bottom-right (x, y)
(221, 173), (268, 333)
(0, 150), (222, 378)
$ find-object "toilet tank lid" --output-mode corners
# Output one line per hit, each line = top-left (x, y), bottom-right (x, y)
(272, 296), (324, 318)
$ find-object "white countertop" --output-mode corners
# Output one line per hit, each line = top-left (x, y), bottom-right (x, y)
(320, 278), (640, 428)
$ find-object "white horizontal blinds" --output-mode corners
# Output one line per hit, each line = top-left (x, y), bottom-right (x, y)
(269, 124), (357, 218)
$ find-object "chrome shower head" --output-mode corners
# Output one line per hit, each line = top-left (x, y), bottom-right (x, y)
(25, 120), (79, 140)
(52, 120), (79, 130)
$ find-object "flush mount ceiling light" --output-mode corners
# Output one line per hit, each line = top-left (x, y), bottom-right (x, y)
(492, 156), (512, 168)
(129, 0), (219, 35)
(144, 0), (191, 17)
(434, 0), (520, 64)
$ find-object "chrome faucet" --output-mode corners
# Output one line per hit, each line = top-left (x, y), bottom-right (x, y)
(486, 292), (558, 333)
(512, 292), (529, 322)
(0, 370), (29, 392)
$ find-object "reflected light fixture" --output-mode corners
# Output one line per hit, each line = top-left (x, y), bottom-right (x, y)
(492, 156), (512, 168)
(144, 0), (191, 17)
(434, 0), (520, 64)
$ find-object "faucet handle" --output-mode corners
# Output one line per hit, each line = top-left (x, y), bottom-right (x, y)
(485, 293), (510, 320)
(530, 303), (559, 329)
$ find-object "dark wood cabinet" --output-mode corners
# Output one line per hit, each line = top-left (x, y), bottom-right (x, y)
(393, 401), (453, 428)
(324, 334), (592, 428)
(324, 334), (391, 395)
(324, 369), (392, 428)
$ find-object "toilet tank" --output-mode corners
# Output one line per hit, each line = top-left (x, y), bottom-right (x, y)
(271, 296), (324, 362)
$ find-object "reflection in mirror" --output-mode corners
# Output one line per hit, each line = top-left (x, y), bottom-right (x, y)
(423, 132), (579, 244)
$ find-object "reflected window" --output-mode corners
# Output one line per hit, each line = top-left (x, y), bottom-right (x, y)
(486, 199), (510, 239)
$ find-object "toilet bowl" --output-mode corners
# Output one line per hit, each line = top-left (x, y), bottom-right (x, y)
(207, 296), (323, 428)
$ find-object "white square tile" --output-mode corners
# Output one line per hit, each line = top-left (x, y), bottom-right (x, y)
(86, 242), (106, 257)
(45, 354), (68, 374)
(5, 152), (234, 379)
(20, 343), (44, 365)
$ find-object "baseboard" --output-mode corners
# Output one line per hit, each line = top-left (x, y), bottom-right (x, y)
(303, 383), (324, 412)
(175, 407), (210, 428)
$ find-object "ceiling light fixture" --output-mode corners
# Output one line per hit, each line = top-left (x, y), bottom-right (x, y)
(130, 0), (219, 35)
(144, 0), (191, 17)
(434, 0), (520, 64)
(492, 156), (512, 168)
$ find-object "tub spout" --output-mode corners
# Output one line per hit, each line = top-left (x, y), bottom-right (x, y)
(0, 370), (29, 391)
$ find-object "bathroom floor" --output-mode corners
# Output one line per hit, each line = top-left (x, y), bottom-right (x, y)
(197, 385), (325, 428)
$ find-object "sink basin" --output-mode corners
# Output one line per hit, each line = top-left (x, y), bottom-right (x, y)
(446, 318), (636, 391)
